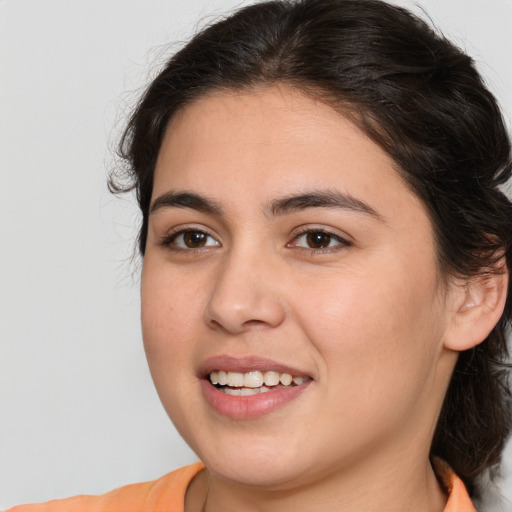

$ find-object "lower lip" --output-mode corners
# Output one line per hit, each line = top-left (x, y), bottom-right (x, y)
(200, 379), (312, 419)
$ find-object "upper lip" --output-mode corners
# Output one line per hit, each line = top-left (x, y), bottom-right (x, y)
(198, 355), (312, 379)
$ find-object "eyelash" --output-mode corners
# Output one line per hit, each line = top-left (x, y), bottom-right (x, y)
(158, 227), (352, 253)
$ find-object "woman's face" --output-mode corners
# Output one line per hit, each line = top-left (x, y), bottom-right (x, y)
(142, 86), (458, 489)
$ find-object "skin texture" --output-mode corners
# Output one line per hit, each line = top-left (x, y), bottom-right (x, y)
(141, 85), (486, 512)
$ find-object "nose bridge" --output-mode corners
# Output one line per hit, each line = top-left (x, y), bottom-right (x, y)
(204, 241), (285, 333)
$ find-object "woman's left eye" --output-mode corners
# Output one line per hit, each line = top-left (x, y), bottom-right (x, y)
(289, 230), (350, 250)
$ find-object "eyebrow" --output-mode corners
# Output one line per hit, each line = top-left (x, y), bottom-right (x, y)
(266, 190), (382, 220)
(150, 191), (223, 216)
(149, 189), (382, 221)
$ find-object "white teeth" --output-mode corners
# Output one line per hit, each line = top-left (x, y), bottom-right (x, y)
(224, 387), (242, 396)
(209, 370), (308, 390)
(243, 371), (264, 388)
(240, 387), (259, 396)
(227, 371), (244, 387)
(263, 371), (280, 386)
(279, 373), (293, 386)
(221, 386), (270, 396)
(217, 371), (227, 386)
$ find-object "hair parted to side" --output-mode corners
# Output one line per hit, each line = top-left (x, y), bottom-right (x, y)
(111, 0), (512, 499)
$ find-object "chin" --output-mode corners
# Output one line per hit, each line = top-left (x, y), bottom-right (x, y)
(188, 428), (318, 489)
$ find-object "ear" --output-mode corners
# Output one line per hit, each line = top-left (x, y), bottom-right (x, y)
(443, 262), (509, 352)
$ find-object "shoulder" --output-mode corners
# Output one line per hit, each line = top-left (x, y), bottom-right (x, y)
(5, 463), (205, 512)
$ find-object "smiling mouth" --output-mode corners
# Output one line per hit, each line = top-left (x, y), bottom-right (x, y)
(208, 370), (311, 396)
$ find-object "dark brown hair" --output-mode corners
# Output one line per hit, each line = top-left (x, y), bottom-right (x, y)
(112, 0), (512, 499)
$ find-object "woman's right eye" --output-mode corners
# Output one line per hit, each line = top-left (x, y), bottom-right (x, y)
(165, 229), (220, 250)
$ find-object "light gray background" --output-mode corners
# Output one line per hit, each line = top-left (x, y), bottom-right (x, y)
(1, 0), (511, 509)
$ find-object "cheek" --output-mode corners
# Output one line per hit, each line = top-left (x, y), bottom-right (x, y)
(140, 259), (209, 435)
(141, 258), (204, 370)
(297, 267), (447, 453)
(295, 257), (445, 391)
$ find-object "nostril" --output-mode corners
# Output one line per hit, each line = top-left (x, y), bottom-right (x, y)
(207, 317), (267, 333)
(242, 319), (267, 328)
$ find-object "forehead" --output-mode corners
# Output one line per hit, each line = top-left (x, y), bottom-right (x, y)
(153, 85), (423, 221)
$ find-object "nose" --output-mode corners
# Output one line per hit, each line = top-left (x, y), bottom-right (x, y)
(204, 249), (286, 334)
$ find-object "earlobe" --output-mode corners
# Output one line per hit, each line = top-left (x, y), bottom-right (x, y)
(443, 264), (509, 352)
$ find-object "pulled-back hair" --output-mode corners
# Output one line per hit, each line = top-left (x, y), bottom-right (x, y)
(112, 0), (512, 499)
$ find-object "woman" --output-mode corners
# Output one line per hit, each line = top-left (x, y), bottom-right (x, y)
(8, 0), (511, 510)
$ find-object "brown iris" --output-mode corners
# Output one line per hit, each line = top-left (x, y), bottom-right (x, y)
(183, 231), (208, 248)
(306, 232), (332, 249)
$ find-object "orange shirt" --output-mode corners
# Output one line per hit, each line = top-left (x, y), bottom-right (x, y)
(435, 459), (478, 512)
(6, 461), (476, 512)
(5, 464), (204, 512)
